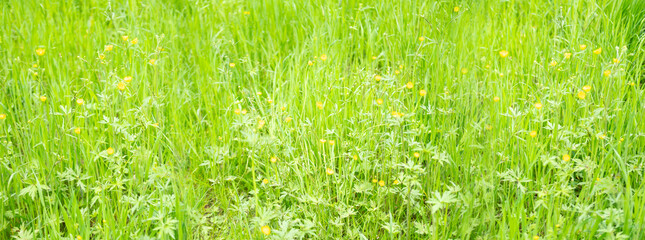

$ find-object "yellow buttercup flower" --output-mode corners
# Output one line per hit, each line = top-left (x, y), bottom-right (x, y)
(529, 131), (537, 138)
(353, 155), (358, 160)
(413, 152), (420, 158)
(461, 68), (468, 74)
(76, 98), (84, 105)
(564, 52), (572, 59)
(399, 65), (404, 69)
(328, 140), (335, 146)
(130, 38), (138, 44)
(124, 76), (132, 83)
(419, 90), (427, 96)
(371, 56), (377, 60)
(613, 58), (620, 63)
(534, 102), (543, 110)
(262, 179), (269, 184)
(376, 98), (383, 105)
(149, 59), (156, 65)
(261, 226), (271, 235)
(257, 119), (266, 129)
(99, 54), (105, 60)
(418, 36), (425, 42)
(395, 70), (400, 75)
(374, 75), (382, 81)
(36, 48), (46, 56)
(406, 81), (414, 89)
(243, 11), (250, 15)
(320, 54), (328, 61)
(117, 82), (126, 91)
(372, 178), (378, 183)
(549, 60), (557, 67)
(562, 154), (570, 162)
(393, 180), (400, 185)
(241, 109), (247, 114)
(104, 45), (114, 51)
(270, 156), (277, 163)
(603, 70), (611, 77)
(0, 114), (6, 120)
(122, 35), (129, 41)
(229, 63), (235, 68)
(285, 117), (293, 122)
(593, 48), (602, 55)
(234, 109), (241, 115)
(577, 91), (586, 99)
(493, 96), (500, 102)
(74, 127), (81, 134)
(316, 101), (323, 109)
(107, 147), (115, 155)
(453, 6), (460, 12)
(319, 139), (326, 143)
(308, 60), (314, 66)
(579, 44), (587, 50)
(256, 91), (262, 96)
(378, 180), (385, 187)
(582, 85), (591, 92)
(326, 168), (334, 175)
(39, 96), (47, 102)
(499, 50), (509, 58)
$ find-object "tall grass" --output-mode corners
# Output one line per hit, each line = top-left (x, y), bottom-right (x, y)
(1, 0), (644, 239)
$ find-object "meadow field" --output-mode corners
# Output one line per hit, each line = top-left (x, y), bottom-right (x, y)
(1, 0), (645, 239)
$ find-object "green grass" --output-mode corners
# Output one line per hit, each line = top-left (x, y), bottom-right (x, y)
(1, 0), (645, 239)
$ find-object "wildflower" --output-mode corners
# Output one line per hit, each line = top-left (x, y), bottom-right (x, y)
(453, 6), (460, 12)
(234, 109), (241, 115)
(613, 58), (620, 63)
(35, 48), (46, 56)
(328, 140), (335, 146)
(262, 179), (269, 184)
(241, 109), (247, 114)
(77, 236), (82, 240)
(598, 134), (606, 140)
(257, 119), (266, 129)
(534, 102), (543, 110)
(320, 139), (326, 143)
(117, 82), (126, 91)
(593, 48), (602, 55)
(533, 236), (539, 240)
(122, 36), (129, 41)
(39, 96), (47, 102)
(74, 128), (81, 134)
(130, 38), (138, 44)
(485, 64), (490, 69)
(0, 114), (5, 120)
(376, 98), (383, 105)
(353, 155), (358, 160)
(582, 85), (592, 92)
(413, 152), (420, 158)
(229, 63), (235, 68)
(270, 157), (277, 163)
(577, 91), (586, 99)
(104, 45), (114, 51)
(395, 70), (400, 75)
(393, 180), (400, 185)
(316, 101), (323, 109)
(285, 117), (292, 122)
(326, 168), (334, 175)
(76, 98), (84, 105)
(562, 154), (570, 162)
(529, 131), (537, 138)
(378, 180), (385, 187)
(461, 68), (468, 74)
(499, 50), (509, 58)
(243, 11), (250, 15)
(372, 56), (377, 60)
(374, 75), (382, 81)
(399, 65), (404, 69)
(320, 54), (328, 61)
(256, 91), (262, 96)
(493, 96), (500, 102)
(149, 59), (156, 65)
(308, 61), (314, 66)
(261, 226), (271, 235)
(99, 54), (105, 60)
(549, 60), (557, 66)
(418, 36), (425, 42)
(107, 147), (115, 155)
(579, 44), (587, 50)
(406, 81), (414, 89)
(372, 179), (378, 183)
(564, 52), (572, 59)
(419, 90), (427, 96)
(603, 70), (611, 77)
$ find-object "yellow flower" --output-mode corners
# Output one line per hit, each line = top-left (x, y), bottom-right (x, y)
(499, 50), (509, 58)
(613, 58), (620, 63)
(378, 180), (385, 187)
(485, 64), (490, 69)
(107, 147), (115, 155)
(257, 119), (266, 129)
(39, 96), (47, 102)
(419, 90), (427, 96)
(149, 59), (156, 65)
(533, 236), (539, 240)
(562, 154), (570, 162)
(371, 56), (377, 60)
(122, 35), (129, 41)
(493, 96), (500, 102)
(461, 68), (468, 74)
(104, 45), (114, 51)
(406, 81), (414, 89)
(36, 48), (46, 56)
(76, 98), (84, 105)
(124, 76), (132, 83)
(376, 98), (383, 105)
(0, 114), (5, 120)
(534, 102), (543, 110)
(393, 180), (400, 185)
(77, 236), (82, 240)
(229, 63), (235, 68)
(320, 54), (328, 61)
(453, 6), (460, 12)
(374, 75), (382, 81)
(234, 109), (241, 115)
(413, 152), (420, 158)
(593, 48), (602, 55)
(99, 54), (105, 60)
(372, 178), (378, 183)
(270, 156), (277, 163)
(579, 44), (587, 50)
(353, 155), (358, 160)
(316, 101), (323, 109)
(564, 52), (572, 59)
(549, 60), (557, 67)
(241, 109), (247, 115)
(243, 11), (250, 15)
(261, 226), (271, 235)
(74, 127), (81, 134)
(320, 139), (326, 143)
(395, 70), (400, 75)
(577, 91), (586, 99)
(117, 82), (126, 91)
(285, 117), (293, 122)
(130, 38), (138, 44)
(418, 36), (425, 42)
(326, 168), (334, 175)
(529, 131), (537, 138)
(603, 70), (611, 77)
(308, 60), (314, 66)
(399, 65), (404, 69)
(262, 179), (269, 184)
(256, 91), (262, 96)
(485, 125), (493, 130)
(582, 85), (592, 92)
(328, 140), (335, 146)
